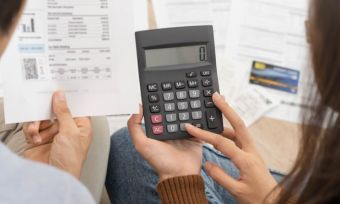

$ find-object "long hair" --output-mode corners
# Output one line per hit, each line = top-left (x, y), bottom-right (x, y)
(276, 0), (340, 203)
(0, 0), (24, 34)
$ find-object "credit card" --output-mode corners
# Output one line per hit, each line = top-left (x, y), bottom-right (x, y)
(249, 61), (300, 94)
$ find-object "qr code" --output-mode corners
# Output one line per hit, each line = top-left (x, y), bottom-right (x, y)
(23, 58), (38, 80)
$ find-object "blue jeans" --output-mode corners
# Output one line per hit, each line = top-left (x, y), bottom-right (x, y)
(105, 128), (284, 204)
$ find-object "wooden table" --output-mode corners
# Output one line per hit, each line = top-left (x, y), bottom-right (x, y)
(147, 0), (300, 173)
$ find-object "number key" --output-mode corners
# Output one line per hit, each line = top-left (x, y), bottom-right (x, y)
(167, 124), (179, 133)
(176, 91), (187, 100)
(189, 90), (200, 98)
(177, 101), (189, 110)
(179, 112), (190, 121)
(164, 103), (176, 112)
(163, 92), (174, 101)
(190, 100), (201, 109)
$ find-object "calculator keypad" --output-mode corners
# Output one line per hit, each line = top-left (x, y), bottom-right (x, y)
(146, 70), (221, 138)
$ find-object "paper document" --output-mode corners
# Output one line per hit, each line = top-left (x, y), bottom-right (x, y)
(231, 87), (279, 127)
(153, 0), (231, 56)
(223, 0), (312, 123)
(0, 0), (140, 123)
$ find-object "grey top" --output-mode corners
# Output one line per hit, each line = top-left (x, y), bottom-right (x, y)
(0, 143), (95, 204)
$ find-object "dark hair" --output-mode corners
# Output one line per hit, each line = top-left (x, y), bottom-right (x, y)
(0, 0), (24, 34)
(276, 0), (340, 203)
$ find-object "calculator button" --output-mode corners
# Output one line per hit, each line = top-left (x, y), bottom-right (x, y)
(166, 114), (177, 122)
(152, 125), (164, 135)
(176, 91), (187, 100)
(192, 111), (203, 120)
(151, 114), (162, 124)
(193, 123), (203, 129)
(179, 112), (190, 121)
(175, 81), (186, 89)
(163, 92), (174, 101)
(189, 90), (200, 98)
(205, 99), (215, 108)
(177, 102), (189, 111)
(190, 100), (201, 109)
(202, 78), (213, 87)
(203, 89), (214, 97)
(164, 103), (176, 112)
(167, 124), (179, 133)
(206, 110), (218, 129)
(147, 83), (158, 92)
(201, 70), (211, 76)
(164, 103), (175, 112)
(162, 82), (172, 91)
(188, 80), (199, 88)
(150, 105), (161, 113)
(186, 71), (197, 78)
(149, 94), (160, 103)
(180, 123), (187, 131)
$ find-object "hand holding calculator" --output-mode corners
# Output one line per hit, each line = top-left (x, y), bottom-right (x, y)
(135, 26), (223, 140)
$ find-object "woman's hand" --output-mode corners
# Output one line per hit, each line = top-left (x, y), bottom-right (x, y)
(23, 91), (93, 179)
(186, 93), (279, 204)
(128, 106), (203, 182)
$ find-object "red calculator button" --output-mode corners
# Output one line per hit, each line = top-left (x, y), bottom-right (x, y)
(152, 125), (164, 135)
(151, 114), (162, 124)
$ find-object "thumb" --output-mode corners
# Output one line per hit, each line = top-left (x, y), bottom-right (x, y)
(52, 91), (77, 130)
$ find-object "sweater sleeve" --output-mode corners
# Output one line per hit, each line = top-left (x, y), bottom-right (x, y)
(157, 175), (208, 204)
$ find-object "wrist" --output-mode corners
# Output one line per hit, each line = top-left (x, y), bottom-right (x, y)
(159, 173), (201, 182)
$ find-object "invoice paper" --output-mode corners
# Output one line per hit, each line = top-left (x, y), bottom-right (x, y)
(223, 0), (312, 123)
(153, 0), (231, 56)
(0, 0), (140, 123)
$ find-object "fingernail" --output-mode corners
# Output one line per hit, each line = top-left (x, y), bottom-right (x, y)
(184, 123), (192, 128)
(56, 91), (66, 101)
(33, 135), (42, 144)
(213, 92), (221, 98)
(29, 123), (36, 130)
(205, 162), (212, 171)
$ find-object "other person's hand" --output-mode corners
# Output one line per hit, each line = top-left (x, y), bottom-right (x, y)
(23, 91), (93, 179)
(128, 106), (203, 182)
(186, 92), (279, 204)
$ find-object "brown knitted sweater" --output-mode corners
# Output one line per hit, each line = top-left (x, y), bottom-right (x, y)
(157, 175), (207, 204)
(157, 175), (296, 204)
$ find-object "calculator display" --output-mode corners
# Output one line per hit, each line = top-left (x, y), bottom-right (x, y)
(145, 45), (208, 68)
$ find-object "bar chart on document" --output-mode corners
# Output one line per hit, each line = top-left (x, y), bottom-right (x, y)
(1, 0), (140, 123)
(14, 0), (114, 82)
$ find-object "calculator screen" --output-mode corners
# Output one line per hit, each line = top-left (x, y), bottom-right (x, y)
(145, 44), (208, 68)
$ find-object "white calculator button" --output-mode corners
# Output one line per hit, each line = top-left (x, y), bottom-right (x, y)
(176, 91), (187, 100)
(163, 92), (174, 101)
(164, 103), (176, 112)
(177, 102), (189, 110)
(179, 112), (190, 121)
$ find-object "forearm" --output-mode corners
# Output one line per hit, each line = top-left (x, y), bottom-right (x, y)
(157, 175), (208, 204)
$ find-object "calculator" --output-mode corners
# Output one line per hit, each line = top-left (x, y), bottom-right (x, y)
(135, 26), (223, 140)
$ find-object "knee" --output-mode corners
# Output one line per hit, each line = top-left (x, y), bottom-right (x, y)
(110, 127), (133, 153)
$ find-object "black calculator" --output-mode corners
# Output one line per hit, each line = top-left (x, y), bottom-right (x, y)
(135, 26), (223, 140)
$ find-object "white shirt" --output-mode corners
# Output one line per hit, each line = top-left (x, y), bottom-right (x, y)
(0, 143), (95, 204)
